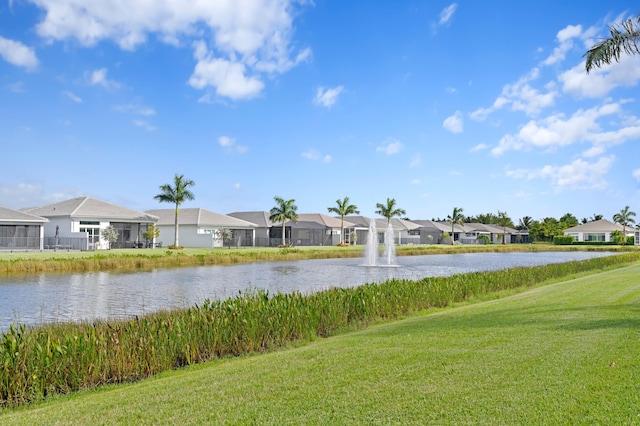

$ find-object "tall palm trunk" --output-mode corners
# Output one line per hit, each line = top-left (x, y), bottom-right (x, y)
(174, 204), (179, 247)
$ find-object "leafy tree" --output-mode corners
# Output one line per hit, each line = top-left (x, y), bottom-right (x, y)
(612, 206), (636, 245)
(327, 196), (360, 245)
(529, 217), (562, 243)
(270, 197), (298, 247)
(100, 226), (118, 250)
(590, 214), (604, 222)
(559, 213), (579, 229)
(375, 198), (406, 225)
(215, 228), (233, 249)
(446, 207), (464, 245)
(143, 224), (160, 247)
(610, 230), (624, 245)
(471, 212), (497, 224)
(154, 174), (195, 248)
(584, 13), (640, 73)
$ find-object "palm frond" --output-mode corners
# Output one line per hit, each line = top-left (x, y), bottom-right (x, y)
(585, 16), (640, 73)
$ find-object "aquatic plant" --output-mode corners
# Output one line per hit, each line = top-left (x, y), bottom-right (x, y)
(0, 252), (638, 407)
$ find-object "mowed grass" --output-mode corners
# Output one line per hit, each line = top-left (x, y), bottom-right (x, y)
(2, 264), (639, 424)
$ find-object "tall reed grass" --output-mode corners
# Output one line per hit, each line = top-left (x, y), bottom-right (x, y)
(2, 245), (633, 274)
(1, 252), (638, 408)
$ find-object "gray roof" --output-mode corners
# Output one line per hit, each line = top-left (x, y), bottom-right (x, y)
(288, 213), (355, 229)
(24, 197), (158, 223)
(344, 216), (421, 231)
(0, 205), (48, 224)
(227, 211), (273, 228)
(146, 208), (257, 228)
(412, 220), (449, 232)
(564, 218), (624, 233)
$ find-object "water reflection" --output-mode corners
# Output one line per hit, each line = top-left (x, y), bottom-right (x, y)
(0, 251), (613, 330)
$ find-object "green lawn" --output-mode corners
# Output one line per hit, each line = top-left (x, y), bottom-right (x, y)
(2, 264), (639, 424)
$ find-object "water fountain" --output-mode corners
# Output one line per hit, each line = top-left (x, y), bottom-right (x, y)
(362, 218), (398, 267)
(363, 218), (378, 266)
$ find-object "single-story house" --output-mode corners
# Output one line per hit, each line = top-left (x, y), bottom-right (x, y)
(563, 219), (629, 243)
(145, 208), (257, 248)
(0, 206), (48, 251)
(23, 197), (158, 250)
(227, 212), (358, 246)
(227, 211), (273, 247)
(411, 220), (452, 244)
(462, 223), (523, 244)
(286, 213), (356, 246)
(345, 216), (422, 246)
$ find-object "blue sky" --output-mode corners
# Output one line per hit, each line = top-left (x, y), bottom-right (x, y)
(1, 1), (639, 223)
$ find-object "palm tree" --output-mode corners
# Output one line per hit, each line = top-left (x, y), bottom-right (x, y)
(446, 207), (464, 245)
(517, 216), (533, 231)
(612, 206), (636, 245)
(269, 196), (298, 247)
(375, 198), (406, 225)
(327, 196), (359, 245)
(154, 174), (195, 248)
(584, 14), (640, 73)
(497, 210), (510, 244)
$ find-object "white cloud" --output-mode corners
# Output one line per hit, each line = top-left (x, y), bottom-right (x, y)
(31, 0), (311, 100)
(219, 136), (235, 147)
(506, 156), (614, 191)
(471, 68), (557, 120)
(443, 110), (463, 133)
(633, 169), (640, 182)
(188, 41), (264, 100)
(62, 90), (82, 103)
(115, 104), (155, 115)
(559, 55), (640, 98)
(491, 102), (636, 156)
(85, 68), (120, 89)
(9, 81), (25, 93)
(233, 183), (241, 190)
(302, 149), (332, 162)
(132, 119), (156, 131)
(313, 85), (344, 108)
(542, 24), (581, 66)
(219, 135), (248, 153)
(469, 143), (488, 152)
(409, 154), (421, 168)
(0, 36), (38, 70)
(376, 139), (402, 155)
(0, 182), (76, 210)
(439, 3), (458, 26)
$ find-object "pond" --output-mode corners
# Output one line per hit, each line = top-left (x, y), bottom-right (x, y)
(0, 251), (613, 330)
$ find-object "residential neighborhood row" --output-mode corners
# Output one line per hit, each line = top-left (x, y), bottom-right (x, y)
(0, 196), (638, 251)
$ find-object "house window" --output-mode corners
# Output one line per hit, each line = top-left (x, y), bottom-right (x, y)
(79, 221), (100, 226)
(585, 233), (605, 242)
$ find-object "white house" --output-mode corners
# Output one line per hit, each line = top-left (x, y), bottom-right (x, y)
(563, 219), (628, 243)
(146, 208), (258, 248)
(0, 206), (48, 251)
(23, 197), (158, 250)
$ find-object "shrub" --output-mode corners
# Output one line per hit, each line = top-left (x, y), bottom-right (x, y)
(553, 236), (574, 245)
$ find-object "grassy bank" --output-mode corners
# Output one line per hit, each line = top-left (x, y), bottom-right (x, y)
(1, 244), (636, 274)
(2, 258), (639, 424)
(0, 252), (638, 409)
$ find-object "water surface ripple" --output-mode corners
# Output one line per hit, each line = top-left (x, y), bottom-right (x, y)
(0, 251), (612, 329)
